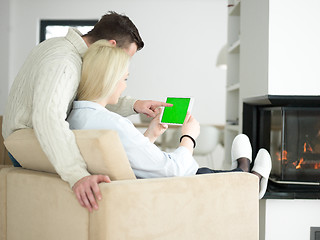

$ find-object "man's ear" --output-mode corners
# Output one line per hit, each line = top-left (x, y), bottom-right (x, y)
(108, 40), (117, 46)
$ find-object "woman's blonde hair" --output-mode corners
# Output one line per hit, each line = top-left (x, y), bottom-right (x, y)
(77, 40), (130, 101)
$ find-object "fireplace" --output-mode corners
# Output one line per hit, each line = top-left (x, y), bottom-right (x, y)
(243, 95), (320, 199)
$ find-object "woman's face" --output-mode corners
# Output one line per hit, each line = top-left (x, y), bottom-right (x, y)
(108, 71), (129, 105)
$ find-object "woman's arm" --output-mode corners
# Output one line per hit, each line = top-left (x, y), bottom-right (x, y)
(113, 112), (200, 178)
(143, 109), (168, 143)
(179, 113), (200, 154)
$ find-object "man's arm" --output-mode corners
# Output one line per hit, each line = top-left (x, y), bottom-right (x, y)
(32, 60), (108, 211)
(72, 175), (111, 212)
(106, 96), (172, 118)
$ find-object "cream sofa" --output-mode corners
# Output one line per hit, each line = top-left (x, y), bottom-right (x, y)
(0, 116), (12, 166)
(0, 129), (259, 240)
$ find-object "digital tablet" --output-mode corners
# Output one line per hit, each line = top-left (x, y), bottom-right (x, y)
(160, 97), (194, 125)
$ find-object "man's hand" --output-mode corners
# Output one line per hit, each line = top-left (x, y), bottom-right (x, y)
(72, 175), (111, 212)
(134, 100), (173, 118)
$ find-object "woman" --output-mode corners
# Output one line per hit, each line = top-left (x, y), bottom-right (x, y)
(67, 40), (271, 198)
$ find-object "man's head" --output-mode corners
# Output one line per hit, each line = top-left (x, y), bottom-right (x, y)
(83, 11), (144, 55)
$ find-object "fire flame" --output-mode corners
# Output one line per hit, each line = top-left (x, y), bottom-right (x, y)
(276, 150), (287, 162)
(304, 142), (313, 152)
(276, 141), (319, 170)
(293, 158), (304, 169)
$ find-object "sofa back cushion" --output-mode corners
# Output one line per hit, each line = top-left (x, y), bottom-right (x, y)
(4, 129), (136, 180)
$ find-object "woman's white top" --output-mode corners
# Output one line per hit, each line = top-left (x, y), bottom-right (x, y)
(67, 101), (199, 178)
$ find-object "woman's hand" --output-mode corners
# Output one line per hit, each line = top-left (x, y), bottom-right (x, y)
(180, 112), (200, 153)
(144, 108), (168, 143)
(181, 112), (200, 139)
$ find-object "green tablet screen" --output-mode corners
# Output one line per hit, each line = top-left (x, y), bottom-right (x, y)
(161, 97), (191, 125)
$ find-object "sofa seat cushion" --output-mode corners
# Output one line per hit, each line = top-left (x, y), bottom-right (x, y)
(4, 129), (136, 180)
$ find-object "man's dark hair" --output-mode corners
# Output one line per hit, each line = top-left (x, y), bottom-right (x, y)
(83, 11), (144, 51)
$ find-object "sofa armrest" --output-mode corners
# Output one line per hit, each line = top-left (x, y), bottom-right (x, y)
(0, 167), (15, 240)
(2, 168), (91, 240)
(92, 172), (259, 240)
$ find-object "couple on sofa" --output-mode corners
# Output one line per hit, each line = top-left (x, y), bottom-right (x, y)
(3, 12), (271, 212)
(67, 39), (272, 199)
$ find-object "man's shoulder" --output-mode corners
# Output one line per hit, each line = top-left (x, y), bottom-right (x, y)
(26, 39), (82, 71)
(28, 28), (86, 66)
(37, 37), (79, 57)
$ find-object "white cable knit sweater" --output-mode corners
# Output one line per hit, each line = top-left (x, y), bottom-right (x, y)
(2, 28), (137, 187)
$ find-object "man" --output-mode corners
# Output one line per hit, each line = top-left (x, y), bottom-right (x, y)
(2, 11), (170, 212)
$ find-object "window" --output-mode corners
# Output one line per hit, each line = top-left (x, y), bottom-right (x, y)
(40, 20), (98, 42)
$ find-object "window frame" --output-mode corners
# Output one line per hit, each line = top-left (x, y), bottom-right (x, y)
(39, 19), (98, 43)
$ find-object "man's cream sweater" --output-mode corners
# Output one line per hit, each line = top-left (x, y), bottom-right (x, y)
(2, 28), (136, 187)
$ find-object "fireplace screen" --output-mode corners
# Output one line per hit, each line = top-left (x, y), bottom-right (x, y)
(264, 107), (320, 184)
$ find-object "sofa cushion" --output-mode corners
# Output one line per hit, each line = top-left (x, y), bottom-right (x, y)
(4, 129), (136, 180)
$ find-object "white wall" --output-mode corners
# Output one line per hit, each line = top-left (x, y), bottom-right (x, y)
(0, 0), (10, 115)
(260, 199), (320, 240)
(240, 0), (320, 100)
(1, 0), (227, 124)
(240, 0), (269, 100)
(268, 0), (320, 95)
